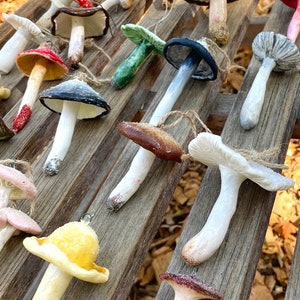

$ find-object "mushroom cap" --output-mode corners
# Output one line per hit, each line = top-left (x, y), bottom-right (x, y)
(16, 43), (69, 80)
(121, 24), (166, 55)
(0, 207), (42, 234)
(23, 221), (109, 283)
(252, 32), (300, 71)
(0, 163), (37, 200)
(160, 272), (222, 299)
(163, 37), (218, 80)
(118, 122), (184, 162)
(51, 6), (109, 39)
(280, 0), (297, 9)
(184, 0), (237, 5)
(188, 132), (294, 191)
(39, 79), (111, 119)
(2, 13), (45, 45)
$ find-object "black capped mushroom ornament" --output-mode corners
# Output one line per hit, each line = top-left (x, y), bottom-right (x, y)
(39, 79), (111, 176)
(239, 32), (300, 130)
(107, 37), (218, 211)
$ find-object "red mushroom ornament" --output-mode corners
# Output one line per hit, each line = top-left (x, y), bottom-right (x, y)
(281, 0), (300, 42)
(12, 42), (68, 132)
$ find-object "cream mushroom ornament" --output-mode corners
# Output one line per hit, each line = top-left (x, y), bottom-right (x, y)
(23, 216), (109, 300)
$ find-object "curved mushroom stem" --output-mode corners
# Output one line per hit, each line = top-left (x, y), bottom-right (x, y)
(107, 50), (202, 211)
(68, 16), (85, 68)
(111, 39), (155, 89)
(287, 2), (300, 42)
(12, 57), (48, 132)
(0, 28), (31, 75)
(32, 263), (73, 300)
(182, 165), (245, 265)
(44, 101), (79, 175)
(0, 224), (16, 252)
(0, 186), (12, 208)
(209, 0), (229, 45)
(239, 56), (276, 130)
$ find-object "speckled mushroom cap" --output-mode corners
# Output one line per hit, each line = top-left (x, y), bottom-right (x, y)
(39, 79), (111, 119)
(16, 42), (68, 80)
(50, 5), (109, 39)
(280, 0), (297, 9)
(252, 31), (300, 72)
(121, 24), (166, 55)
(163, 37), (218, 80)
(160, 272), (222, 299)
(23, 221), (109, 283)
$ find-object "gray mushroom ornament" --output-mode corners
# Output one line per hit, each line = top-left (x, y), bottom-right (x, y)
(39, 79), (111, 175)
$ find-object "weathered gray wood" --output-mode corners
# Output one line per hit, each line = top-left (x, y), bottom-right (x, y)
(157, 1), (300, 299)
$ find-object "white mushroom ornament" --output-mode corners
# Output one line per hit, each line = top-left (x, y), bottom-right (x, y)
(181, 132), (294, 265)
(160, 272), (222, 300)
(23, 218), (109, 300)
(239, 31), (300, 130)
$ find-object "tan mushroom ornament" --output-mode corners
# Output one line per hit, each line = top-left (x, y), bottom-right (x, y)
(239, 31), (300, 130)
(181, 132), (294, 265)
(23, 219), (109, 299)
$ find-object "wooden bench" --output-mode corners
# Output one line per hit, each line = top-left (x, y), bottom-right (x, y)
(0, 0), (298, 299)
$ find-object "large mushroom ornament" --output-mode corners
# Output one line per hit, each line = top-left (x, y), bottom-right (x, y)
(107, 37), (218, 212)
(39, 79), (111, 176)
(12, 42), (68, 132)
(160, 272), (222, 299)
(23, 219), (109, 299)
(0, 13), (46, 74)
(239, 31), (300, 130)
(51, 5), (109, 69)
(184, 0), (238, 45)
(281, 0), (300, 42)
(111, 24), (166, 89)
(181, 132), (294, 265)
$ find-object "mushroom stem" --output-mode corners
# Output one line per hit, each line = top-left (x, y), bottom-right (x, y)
(0, 224), (16, 252)
(239, 56), (276, 130)
(287, 2), (300, 42)
(182, 165), (245, 265)
(107, 50), (202, 211)
(32, 263), (73, 300)
(44, 100), (79, 175)
(101, 0), (132, 10)
(0, 186), (11, 208)
(68, 16), (85, 68)
(13, 58), (48, 132)
(111, 39), (155, 88)
(209, 0), (229, 45)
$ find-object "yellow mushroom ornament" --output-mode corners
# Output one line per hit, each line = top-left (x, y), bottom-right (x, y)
(23, 220), (109, 300)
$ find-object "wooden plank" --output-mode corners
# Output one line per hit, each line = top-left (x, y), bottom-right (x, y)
(157, 1), (300, 299)
(285, 225), (300, 299)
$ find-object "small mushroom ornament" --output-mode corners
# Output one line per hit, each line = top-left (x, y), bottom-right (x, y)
(239, 31), (300, 130)
(181, 132), (294, 265)
(23, 219), (109, 299)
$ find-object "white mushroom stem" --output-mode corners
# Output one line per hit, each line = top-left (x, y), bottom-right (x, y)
(68, 16), (85, 68)
(101, 0), (133, 10)
(0, 224), (16, 252)
(182, 165), (245, 265)
(107, 57), (198, 211)
(36, 0), (73, 30)
(239, 56), (276, 130)
(32, 263), (73, 300)
(209, 0), (229, 45)
(44, 101), (79, 175)
(0, 186), (11, 208)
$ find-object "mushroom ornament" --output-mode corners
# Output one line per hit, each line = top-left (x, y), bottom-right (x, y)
(12, 41), (69, 132)
(111, 24), (166, 89)
(107, 37), (218, 211)
(181, 132), (294, 265)
(23, 219), (109, 300)
(184, 0), (238, 45)
(281, 0), (300, 42)
(0, 13), (46, 74)
(39, 79), (111, 176)
(239, 31), (300, 130)
(160, 272), (222, 300)
(51, 5), (109, 69)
